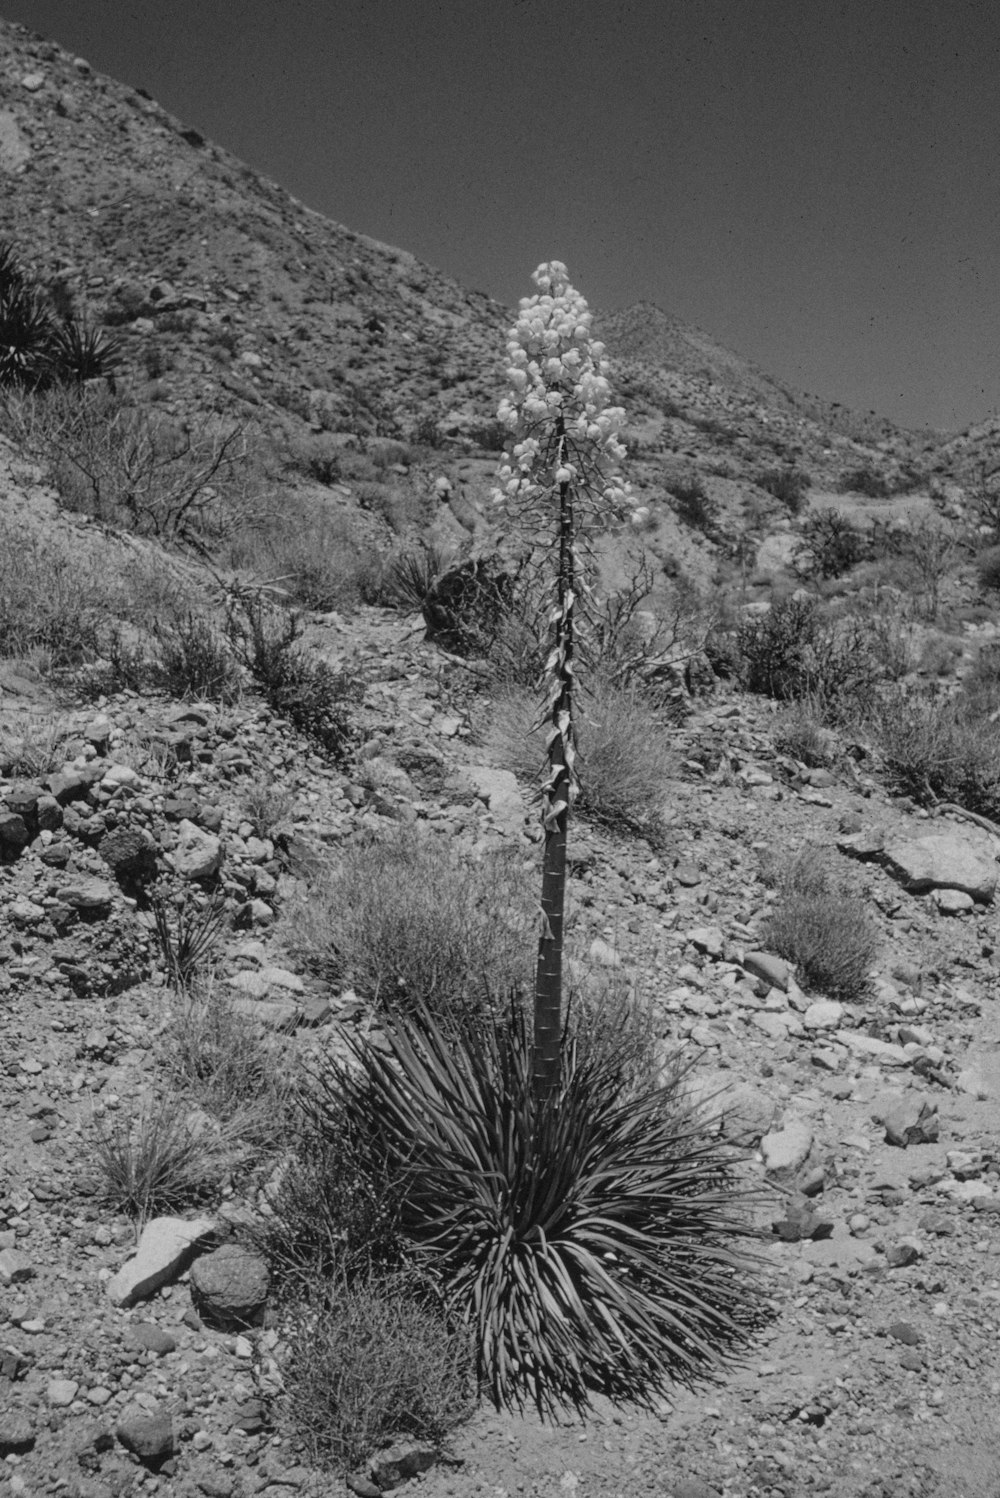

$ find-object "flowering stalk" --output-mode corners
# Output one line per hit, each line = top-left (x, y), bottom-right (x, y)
(495, 262), (637, 1102)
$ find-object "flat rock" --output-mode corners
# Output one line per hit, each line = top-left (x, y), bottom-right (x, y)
(835, 1030), (909, 1066)
(803, 999), (844, 1030)
(0, 1248), (35, 1284)
(106, 1216), (217, 1307)
(61, 877), (115, 909)
(0, 1409), (36, 1454)
(881, 833), (997, 903)
(463, 766), (526, 835)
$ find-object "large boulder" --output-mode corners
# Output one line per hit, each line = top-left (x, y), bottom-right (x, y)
(881, 833), (997, 903)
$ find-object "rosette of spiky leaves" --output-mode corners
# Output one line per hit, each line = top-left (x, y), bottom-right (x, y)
(0, 242), (27, 300)
(49, 318), (122, 384)
(315, 1006), (766, 1416)
(0, 283), (57, 389)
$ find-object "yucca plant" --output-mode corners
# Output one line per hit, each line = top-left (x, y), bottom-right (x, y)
(310, 1007), (766, 1415)
(49, 318), (122, 384)
(0, 283), (57, 388)
(150, 884), (228, 992)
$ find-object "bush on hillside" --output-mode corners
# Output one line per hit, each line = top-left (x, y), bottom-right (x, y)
(224, 591), (360, 763)
(866, 685), (1000, 819)
(756, 466), (811, 513)
(285, 830), (533, 1022)
(484, 676), (674, 839)
(735, 597), (907, 708)
(667, 475), (716, 534)
(796, 508), (866, 579)
(0, 241), (120, 390)
(976, 545), (1000, 593)
(761, 845), (879, 1001)
(838, 465), (891, 499)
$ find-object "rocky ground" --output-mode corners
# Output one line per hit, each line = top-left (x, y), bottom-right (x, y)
(1, 598), (1000, 1498)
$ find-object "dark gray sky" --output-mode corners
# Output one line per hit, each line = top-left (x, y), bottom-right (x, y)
(9, 0), (1000, 432)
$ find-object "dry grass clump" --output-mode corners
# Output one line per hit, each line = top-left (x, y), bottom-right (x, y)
(280, 1275), (474, 1474)
(0, 713), (74, 778)
(483, 676), (674, 837)
(225, 498), (381, 611)
(160, 981), (294, 1146)
(865, 683), (1000, 820)
(761, 845), (879, 1002)
(286, 830), (533, 1021)
(92, 1095), (233, 1224)
(771, 700), (835, 767)
(241, 778), (296, 836)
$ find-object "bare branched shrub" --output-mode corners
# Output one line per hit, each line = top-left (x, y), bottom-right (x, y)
(2, 385), (250, 544)
(761, 846), (879, 1002)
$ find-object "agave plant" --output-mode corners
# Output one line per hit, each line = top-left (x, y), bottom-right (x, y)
(308, 1007), (766, 1415)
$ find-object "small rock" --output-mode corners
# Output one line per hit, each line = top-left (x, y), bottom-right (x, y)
(673, 862), (702, 887)
(48, 1377), (80, 1407)
(116, 1407), (174, 1463)
(885, 1238), (922, 1268)
(887, 1321), (922, 1345)
(760, 1119), (814, 1181)
(171, 819), (223, 880)
(743, 951), (789, 991)
(880, 1096), (939, 1148)
(802, 999), (844, 1031)
(61, 877), (115, 910)
(0, 1409), (35, 1454)
(0, 1249), (35, 1285)
(126, 1322), (178, 1356)
(934, 888), (974, 915)
(369, 1440), (438, 1490)
(588, 937), (622, 969)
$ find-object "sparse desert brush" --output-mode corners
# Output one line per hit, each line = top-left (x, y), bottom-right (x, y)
(756, 466), (811, 513)
(151, 612), (243, 703)
(0, 712), (74, 778)
(796, 508), (866, 579)
(92, 1094), (231, 1224)
(241, 778), (296, 836)
(736, 596), (907, 710)
(227, 502), (379, 611)
(838, 465), (891, 499)
(976, 545), (1000, 592)
(667, 474), (716, 533)
(762, 845), (879, 1002)
(285, 829), (533, 1021)
(866, 683), (1000, 819)
(484, 676), (674, 838)
(161, 980), (294, 1144)
(771, 700), (834, 767)
(279, 1274), (474, 1474)
(150, 884), (229, 993)
(224, 591), (360, 763)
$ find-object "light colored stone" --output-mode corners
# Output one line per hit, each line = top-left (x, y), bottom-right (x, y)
(171, 819), (223, 880)
(881, 833), (996, 903)
(802, 999), (844, 1030)
(933, 887), (975, 915)
(761, 1119), (814, 1180)
(742, 951), (789, 991)
(47, 1379), (79, 1408)
(687, 926), (724, 959)
(588, 937), (622, 969)
(106, 1216), (216, 1307)
(464, 765), (526, 836)
(835, 1030), (909, 1066)
(0, 111), (29, 173)
(0, 1249), (35, 1285)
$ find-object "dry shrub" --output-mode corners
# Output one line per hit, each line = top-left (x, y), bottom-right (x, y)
(866, 684), (1000, 819)
(280, 1275), (473, 1474)
(771, 700), (835, 767)
(761, 846), (879, 1002)
(225, 498), (380, 610)
(484, 676), (674, 837)
(285, 829), (534, 1022)
(160, 981), (294, 1148)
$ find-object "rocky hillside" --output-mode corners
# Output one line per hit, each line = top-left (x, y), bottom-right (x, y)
(0, 13), (959, 500)
(3, 12), (1000, 1498)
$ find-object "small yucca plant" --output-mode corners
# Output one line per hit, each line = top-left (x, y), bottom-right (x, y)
(311, 1008), (766, 1415)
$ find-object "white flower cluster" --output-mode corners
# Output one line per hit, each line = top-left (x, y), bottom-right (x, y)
(494, 261), (639, 519)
